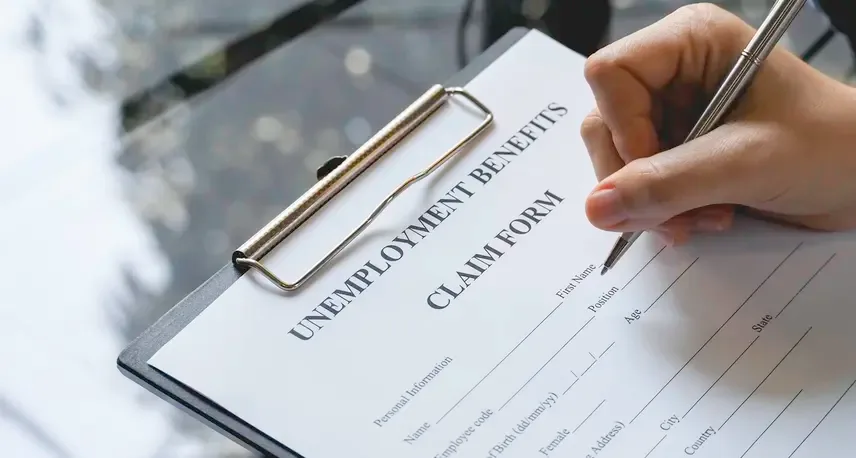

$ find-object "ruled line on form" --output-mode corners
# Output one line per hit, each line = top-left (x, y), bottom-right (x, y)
(788, 378), (856, 457)
(644, 435), (667, 458)
(720, 327), (812, 430)
(740, 390), (802, 458)
(645, 257), (699, 313)
(632, 243), (803, 424)
(777, 253), (836, 318)
(600, 342), (616, 358)
(684, 336), (760, 419)
(436, 300), (566, 423)
(499, 316), (595, 411)
(623, 245), (667, 290)
(573, 399), (606, 433)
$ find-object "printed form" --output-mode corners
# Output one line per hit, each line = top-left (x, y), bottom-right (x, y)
(148, 30), (856, 458)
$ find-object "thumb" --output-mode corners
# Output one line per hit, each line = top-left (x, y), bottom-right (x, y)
(585, 125), (771, 231)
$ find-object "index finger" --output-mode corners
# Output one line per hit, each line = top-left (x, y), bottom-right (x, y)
(583, 4), (752, 164)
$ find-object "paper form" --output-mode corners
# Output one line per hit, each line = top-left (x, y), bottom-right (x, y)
(147, 30), (856, 458)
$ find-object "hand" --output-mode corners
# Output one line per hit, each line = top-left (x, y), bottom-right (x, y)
(580, 3), (856, 245)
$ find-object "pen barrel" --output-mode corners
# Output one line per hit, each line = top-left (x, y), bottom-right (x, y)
(684, 55), (759, 141)
(745, 0), (807, 61)
(684, 0), (806, 142)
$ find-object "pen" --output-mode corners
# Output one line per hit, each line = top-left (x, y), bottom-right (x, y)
(600, 0), (807, 276)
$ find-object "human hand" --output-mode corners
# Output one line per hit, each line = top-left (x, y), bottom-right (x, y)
(580, 3), (856, 244)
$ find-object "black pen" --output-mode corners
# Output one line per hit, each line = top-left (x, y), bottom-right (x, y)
(600, 0), (807, 275)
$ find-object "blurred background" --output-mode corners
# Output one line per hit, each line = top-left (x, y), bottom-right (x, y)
(0, 0), (853, 457)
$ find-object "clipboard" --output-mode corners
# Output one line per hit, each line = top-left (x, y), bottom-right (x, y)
(118, 27), (530, 458)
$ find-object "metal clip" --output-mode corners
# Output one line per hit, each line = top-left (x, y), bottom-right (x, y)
(232, 85), (493, 292)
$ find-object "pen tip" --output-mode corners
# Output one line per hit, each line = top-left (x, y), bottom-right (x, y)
(601, 266), (609, 276)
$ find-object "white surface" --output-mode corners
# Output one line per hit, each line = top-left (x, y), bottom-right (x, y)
(0, 1), (192, 457)
(150, 30), (856, 458)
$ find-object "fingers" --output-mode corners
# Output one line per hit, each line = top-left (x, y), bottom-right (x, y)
(580, 108), (738, 239)
(583, 4), (753, 162)
(689, 205), (735, 232)
(657, 205), (736, 245)
(747, 207), (856, 232)
(585, 123), (769, 231)
(581, 109), (624, 181)
(578, 5), (756, 238)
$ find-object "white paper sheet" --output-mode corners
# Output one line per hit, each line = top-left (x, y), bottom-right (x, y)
(149, 30), (856, 458)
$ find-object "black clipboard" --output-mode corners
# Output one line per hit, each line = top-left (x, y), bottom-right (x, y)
(118, 27), (530, 458)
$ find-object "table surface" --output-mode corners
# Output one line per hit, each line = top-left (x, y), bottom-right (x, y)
(0, 1), (851, 457)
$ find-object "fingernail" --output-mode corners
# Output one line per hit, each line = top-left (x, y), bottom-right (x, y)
(672, 229), (691, 246)
(652, 229), (675, 246)
(587, 186), (627, 227)
(695, 214), (728, 232)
